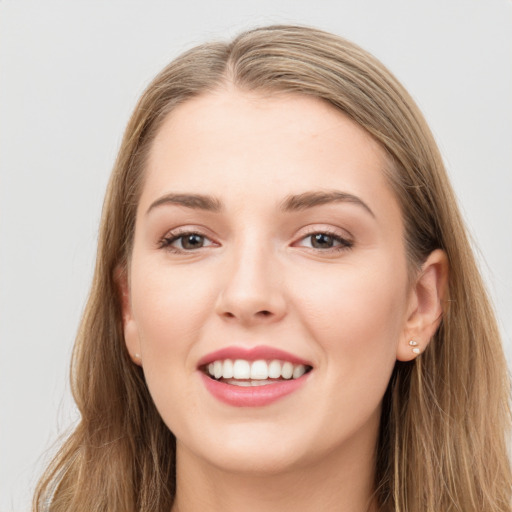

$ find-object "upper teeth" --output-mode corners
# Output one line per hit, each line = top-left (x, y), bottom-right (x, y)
(207, 359), (308, 380)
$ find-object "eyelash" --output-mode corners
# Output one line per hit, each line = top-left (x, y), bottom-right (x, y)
(297, 229), (353, 252)
(158, 229), (353, 254)
(158, 229), (217, 253)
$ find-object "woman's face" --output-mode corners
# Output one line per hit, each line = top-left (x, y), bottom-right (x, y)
(124, 90), (414, 474)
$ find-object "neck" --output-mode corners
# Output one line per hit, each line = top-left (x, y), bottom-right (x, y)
(171, 426), (379, 512)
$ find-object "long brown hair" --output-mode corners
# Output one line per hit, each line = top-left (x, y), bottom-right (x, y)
(34, 25), (511, 511)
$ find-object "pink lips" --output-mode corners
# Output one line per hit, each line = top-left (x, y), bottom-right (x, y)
(198, 345), (312, 407)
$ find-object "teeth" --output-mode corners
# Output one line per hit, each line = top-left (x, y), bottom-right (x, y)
(281, 361), (294, 379)
(233, 359), (251, 379)
(268, 360), (282, 379)
(227, 380), (276, 387)
(223, 359), (234, 379)
(293, 364), (306, 379)
(205, 358), (309, 382)
(250, 360), (268, 380)
(213, 360), (223, 379)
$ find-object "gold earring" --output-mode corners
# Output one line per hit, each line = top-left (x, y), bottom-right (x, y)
(409, 340), (420, 355)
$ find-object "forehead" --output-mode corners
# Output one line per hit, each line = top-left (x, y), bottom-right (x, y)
(141, 89), (399, 221)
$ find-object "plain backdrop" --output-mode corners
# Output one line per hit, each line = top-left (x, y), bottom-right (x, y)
(1, 1), (511, 510)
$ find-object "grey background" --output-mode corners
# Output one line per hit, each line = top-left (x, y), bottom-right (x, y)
(1, 1), (511, 510)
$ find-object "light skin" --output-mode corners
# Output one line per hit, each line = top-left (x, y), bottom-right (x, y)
(121, 89), (448, 512)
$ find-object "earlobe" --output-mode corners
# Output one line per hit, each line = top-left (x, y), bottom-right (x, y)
(114, 265), (143, 366)
(396, 249), (449, 362)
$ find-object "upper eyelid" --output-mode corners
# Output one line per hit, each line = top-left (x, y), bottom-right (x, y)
(160, 224), (351, 238)
(294, 224), (353, 241)
(162, 225), (216, 239)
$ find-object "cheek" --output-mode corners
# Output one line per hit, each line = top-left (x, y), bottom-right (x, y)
(291, 257), (408, 381)
(285, 258), (407, 441)
(129, 259), (218, 430)
(130, 258), (215, 367)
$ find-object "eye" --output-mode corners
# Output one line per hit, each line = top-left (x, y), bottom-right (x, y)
(158, 231), (217, 253)
(297, 231), (353, 251)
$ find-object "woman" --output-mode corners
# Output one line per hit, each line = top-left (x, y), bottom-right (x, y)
(34, 25), (511, 512)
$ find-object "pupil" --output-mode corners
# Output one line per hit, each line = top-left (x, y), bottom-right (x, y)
(183, 234), (203, 249)
(312, 233), (333, 248)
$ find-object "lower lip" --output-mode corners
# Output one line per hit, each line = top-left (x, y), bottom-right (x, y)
(200, 372), (309, 407)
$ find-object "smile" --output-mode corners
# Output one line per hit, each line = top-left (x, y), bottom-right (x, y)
(205, 359), (311, 385)
(198, 346), (313, 406)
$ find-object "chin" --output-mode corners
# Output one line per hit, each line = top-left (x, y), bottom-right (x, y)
(176, 422), (315, 475)
(201, 444), (308, 476)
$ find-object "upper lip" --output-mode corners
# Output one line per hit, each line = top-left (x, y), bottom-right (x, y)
(197, 345), (313, 368)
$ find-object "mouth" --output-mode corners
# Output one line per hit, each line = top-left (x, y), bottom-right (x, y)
(201, 358), (313, 387)
(197, 346), (313, 406)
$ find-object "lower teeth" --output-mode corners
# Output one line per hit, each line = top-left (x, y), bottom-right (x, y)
(222, 379), (283, 387)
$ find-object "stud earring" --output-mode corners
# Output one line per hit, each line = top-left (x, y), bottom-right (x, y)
(134, 353), (141, 361)
(409, 340), (420, 355)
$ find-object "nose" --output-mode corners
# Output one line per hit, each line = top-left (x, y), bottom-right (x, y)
(214, 238), (287, 326)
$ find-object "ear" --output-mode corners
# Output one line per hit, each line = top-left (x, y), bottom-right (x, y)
(396, 249), (449, 362)
(115, 265), (142, 366)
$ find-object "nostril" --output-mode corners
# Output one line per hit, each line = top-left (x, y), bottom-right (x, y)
(221, 310), (274, 322)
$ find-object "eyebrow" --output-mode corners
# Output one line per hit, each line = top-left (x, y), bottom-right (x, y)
(146, 193), (223, 215)
(279, 190), (375, 217)
(146, 190), (375, 218)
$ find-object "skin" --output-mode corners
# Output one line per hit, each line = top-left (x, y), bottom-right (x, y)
(121, 89), (447, 512)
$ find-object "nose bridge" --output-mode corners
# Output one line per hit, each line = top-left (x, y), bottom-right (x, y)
(215, 230), (286, 324)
